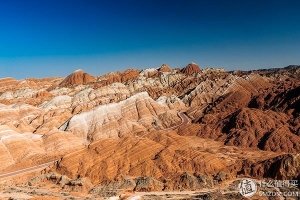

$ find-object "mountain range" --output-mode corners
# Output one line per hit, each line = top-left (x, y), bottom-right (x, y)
(0, 63), (299, 199)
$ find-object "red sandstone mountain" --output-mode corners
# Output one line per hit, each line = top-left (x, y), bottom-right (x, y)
(97, 68), (140, 86)
(0, 64), (299, 199)
(180, 62), (201, 74)
(59, 69), (94, 87)
(158, 64), (172, 72)
(0, 77), (19, 88)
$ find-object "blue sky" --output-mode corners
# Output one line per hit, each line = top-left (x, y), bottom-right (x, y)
(0, 0), (299, 79)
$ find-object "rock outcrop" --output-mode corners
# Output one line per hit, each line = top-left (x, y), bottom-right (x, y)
(158, 64), (172, 72)
(51, 131), (288, 192)
(180, 62), (201, 75)
(140, 68), (158, 78)
(60, 92), (178, 141)
(97, 69), (140, 86)
(59, 69), (94, 87)
(0, 64), (299, 198)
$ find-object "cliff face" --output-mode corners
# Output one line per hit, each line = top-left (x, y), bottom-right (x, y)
(0, 64), (299, 198)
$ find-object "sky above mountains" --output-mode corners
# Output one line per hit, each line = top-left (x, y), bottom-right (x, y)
(0, 0), (299, 79)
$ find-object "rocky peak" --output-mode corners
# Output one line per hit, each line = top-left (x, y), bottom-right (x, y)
(59, 69), (94, 87)
(158, 64), (172, 72)
(180, 62), (201, 75)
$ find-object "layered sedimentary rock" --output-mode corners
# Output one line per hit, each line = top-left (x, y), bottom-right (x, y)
(59, 69), (94, 87)
(180, 62), (201, 75)
(51, 131), (296, 192)
(180, 68), (300, 154)
(97, 69), (140, 86)
(156, 95), (186, 111)
(0, 64), (299, 199)
(60, 92), (178, 141)
(0, 77), (20, 89)
(158, 64), (172, 72)
(0, 124), (85, 172)
(139, 68), (158, 78)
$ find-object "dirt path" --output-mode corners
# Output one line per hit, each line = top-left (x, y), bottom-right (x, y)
(0, 161), (57, 180)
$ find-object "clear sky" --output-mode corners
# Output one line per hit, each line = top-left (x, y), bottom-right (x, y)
(0, 0), (299, 79)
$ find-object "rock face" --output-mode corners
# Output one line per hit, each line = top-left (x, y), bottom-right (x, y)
(59, 69), (94, 87)
(240, 153), (300, 180)
(60, 92), (177, 141)
(34, 90), (53, 98)
(157, 95), (186, 111)
(140, 68), (158, 78)
(180, 62), (201, 75)
(97, 69), (140, 85)
(179, 69), (300, 154)
(121, 69), (140, 82)
(223, 108), (300, 152)
(158, 64), (172, 72)
(0, 64), (299, 198)
(52, 132), (292, 191)
(0, 77), (20, 89)
(0, 125), (85, 171)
